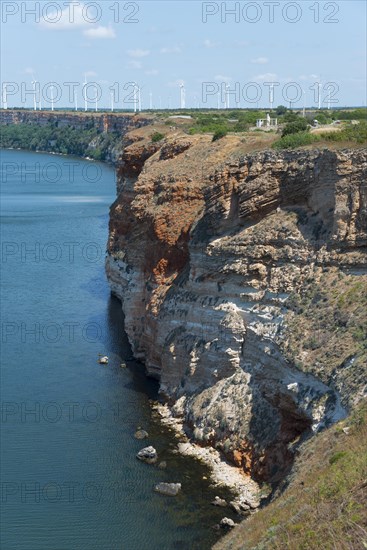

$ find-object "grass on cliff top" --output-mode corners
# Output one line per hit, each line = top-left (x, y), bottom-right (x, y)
(214, 402), (367, 550)
(272, 121), (367, 150)
(281, 271), (367, 401)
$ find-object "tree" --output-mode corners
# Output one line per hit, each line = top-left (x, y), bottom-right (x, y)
(212, 128), (227, 141)
(282, 118), (309, 137)
(276, 105), (287, 115)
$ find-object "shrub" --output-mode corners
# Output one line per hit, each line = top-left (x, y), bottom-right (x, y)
(329, 451), (348, 465)
(212, 128), (228, 141)
(282, 118), (309, 137)
(283, 111), (300, 123)
(151, 131), (165, 143)
(272, 131), (316, 149)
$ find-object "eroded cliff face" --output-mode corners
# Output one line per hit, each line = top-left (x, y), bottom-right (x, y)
(107, 132), (367, 483)
(0, 110), (151, 134)
(0, 110), (152, 163)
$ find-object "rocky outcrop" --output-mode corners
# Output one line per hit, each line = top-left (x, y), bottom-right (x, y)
(107, 133), (367, 483)
(0, 109), (151, 134)
(0, 110), (152, 164)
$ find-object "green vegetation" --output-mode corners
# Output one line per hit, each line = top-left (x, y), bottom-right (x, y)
(320, 121), (367, 143)
(151, 131), (165, 143)
(215, 402), (367, 550)
(187, 110), (266, 136)
(212, 128), (228, 141)
(331, 108), (367, 120)
(282, 118), (309, 137)
(283, 271), (367, 396)
(273, 121), (367, 149)
(273, 131), (315, 149)
(0, 123), (121, 161)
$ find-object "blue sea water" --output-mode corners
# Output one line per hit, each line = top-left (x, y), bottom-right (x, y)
(0, 149), (230, 550)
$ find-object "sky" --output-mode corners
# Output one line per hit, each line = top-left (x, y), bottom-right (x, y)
(0, 0), (366, 110)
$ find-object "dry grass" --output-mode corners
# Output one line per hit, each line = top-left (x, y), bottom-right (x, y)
(281, 271), (367, 406)
(214, 402), (367, 550)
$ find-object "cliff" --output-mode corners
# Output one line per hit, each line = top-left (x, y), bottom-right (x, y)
(107, 129), (367, 486)
(0, 109), (152, 134)
(0, 109), (152, 163)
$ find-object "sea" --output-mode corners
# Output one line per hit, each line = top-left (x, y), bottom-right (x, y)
(0, 149), (233, 550)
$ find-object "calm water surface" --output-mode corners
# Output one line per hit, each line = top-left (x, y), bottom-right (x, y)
(0, 149), (232, 550)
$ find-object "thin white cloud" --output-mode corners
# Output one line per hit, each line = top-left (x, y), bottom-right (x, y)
(250, 57), (269, 65)
(160, 46), (182, 54)
(85, 71), (97, 77)
(253, 73), (278, 82)
(203, 39), (216, 48)
(83, 26), (116, 39)
(299, 74), (320, 81)
(127, 60), (142, 69)
(128, 49), (150, 58)
(215, 75), (232, 83)
(145, 69), (159, 76)
(25, 67), (34, 75)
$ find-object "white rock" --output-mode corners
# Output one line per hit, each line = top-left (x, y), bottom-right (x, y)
(154, 482), (181, 496)
(220, 517), (236, 528)
(136, 446), (158, 464)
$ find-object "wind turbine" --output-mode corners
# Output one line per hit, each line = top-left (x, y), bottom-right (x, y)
(217, 91), (220, 110)
(84, 74), (88, 112)
(31, 78), (37, 111)
(225, 84), (230, 109)
(179, 83), (185, 109)
(302, 89), (306, 117)
(132, 83), (138, 112)
(2, 84), (8, 110)
(137, 85), (142, 112)
(318, 76), (322, 110)
(32, 74), (42, 110)
(74, 89), (78, 111)
(326, 85), (332, 110)
(149, 91), (153, 110)
(50, 84), (55, 111)
(32, 81), (37, 111)
(269, 83), (275, 111)
(110, 90), (114, 112)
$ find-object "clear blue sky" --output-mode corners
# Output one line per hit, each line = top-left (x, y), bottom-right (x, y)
(1, 0), (366, 109)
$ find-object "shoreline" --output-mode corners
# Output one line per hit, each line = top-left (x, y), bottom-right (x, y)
(0, 146), (114, 165)
(153, 402), (262, 511)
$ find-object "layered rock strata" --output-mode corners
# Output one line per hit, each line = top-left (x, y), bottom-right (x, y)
(107, 133), (367, 483)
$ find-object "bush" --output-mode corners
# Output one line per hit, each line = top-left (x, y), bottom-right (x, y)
(329, 451), (348, 465)
(151, 132), (165, 142)
(212, 128), (227, 141)
(282, 118), (309, 137)
(272, 131), (317, 149)
(283, 111), (300, 123)
(320, 121), (367, 144)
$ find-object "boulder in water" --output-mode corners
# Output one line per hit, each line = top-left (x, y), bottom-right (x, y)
(136, 446), (158, 464)
(154, 482), (181, 496)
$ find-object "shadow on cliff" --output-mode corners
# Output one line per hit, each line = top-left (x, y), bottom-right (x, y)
(106, 293), (159, 400)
